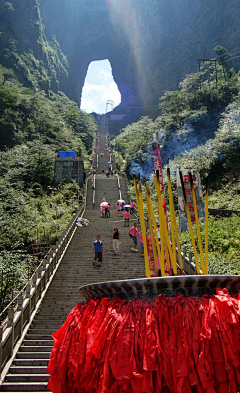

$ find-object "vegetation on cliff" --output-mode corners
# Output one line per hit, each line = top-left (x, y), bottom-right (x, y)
(0, 65), (96, 220)
(0, 0), (68, 93)
(0, 1), (97, 307)
(113, 48), (240, 274)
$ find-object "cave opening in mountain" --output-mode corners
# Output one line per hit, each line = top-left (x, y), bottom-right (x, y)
(80, 59), (121, 114)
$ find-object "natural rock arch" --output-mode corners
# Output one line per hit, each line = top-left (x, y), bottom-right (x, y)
(38, 0), (240, 118)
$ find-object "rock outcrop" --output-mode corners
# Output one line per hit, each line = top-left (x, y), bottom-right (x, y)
(1, 0), (240, 120)
(0, 0), (68, 93)
(38, 0), (240, 118)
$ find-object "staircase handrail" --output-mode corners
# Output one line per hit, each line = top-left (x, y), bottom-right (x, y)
(0, 175), (89, 373)
(0, 248), (52, 326)
(116, 173), (122, 200)
(93, 174), (96, 208)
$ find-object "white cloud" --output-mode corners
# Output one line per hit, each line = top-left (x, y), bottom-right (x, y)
(80, 61), (121, 114)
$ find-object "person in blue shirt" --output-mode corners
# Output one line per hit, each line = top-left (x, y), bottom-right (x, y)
(91, 235), (103, 267)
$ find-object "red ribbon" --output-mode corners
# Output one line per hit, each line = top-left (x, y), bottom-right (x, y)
(47, 289), (240, 392)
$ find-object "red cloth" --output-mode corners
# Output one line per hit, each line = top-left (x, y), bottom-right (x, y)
(47, 289), (240, 392)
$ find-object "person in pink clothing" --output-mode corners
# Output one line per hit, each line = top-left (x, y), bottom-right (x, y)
(124, 208), (130, 227)
(116, 202), (121, 216)
(130, 201), (135, 214)
(128, 222), (138, 251)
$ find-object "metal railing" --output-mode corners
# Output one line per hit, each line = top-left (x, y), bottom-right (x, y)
(116, 174), (122, 200)
(92, 174), (96, 208)
(209, 208), (240, 217)
(0, 248), (51, 329)
(0, 176), (89, 376)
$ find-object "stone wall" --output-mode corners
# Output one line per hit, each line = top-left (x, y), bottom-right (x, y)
(54, 157), (84, 187)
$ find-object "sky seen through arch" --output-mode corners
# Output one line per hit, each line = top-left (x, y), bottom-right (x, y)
(80, 60), (121, 114)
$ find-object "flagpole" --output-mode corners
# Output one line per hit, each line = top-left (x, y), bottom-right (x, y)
(167, 161), (184, 274)
(133, 173), (150, 277)
(179, 170), (200, 274)
(205, 175), (209, 274)
(146, 184), (160, 275)
(139, 182), (151, 278)
(154, 173), (175, 274)
(189, 171), (206, 274)
(146, 183), (164, 276)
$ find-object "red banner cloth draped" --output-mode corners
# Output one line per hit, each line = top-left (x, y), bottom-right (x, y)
(47, 289), (240, 393)
(146, 236), (155, 277)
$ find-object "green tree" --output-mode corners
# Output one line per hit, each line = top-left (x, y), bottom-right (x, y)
(214, 46), (231, 80)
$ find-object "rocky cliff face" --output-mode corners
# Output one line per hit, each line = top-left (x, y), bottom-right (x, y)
(38, 0), (240, 117)
(0, 0), (68, 93)
(2, 0), (239, 118)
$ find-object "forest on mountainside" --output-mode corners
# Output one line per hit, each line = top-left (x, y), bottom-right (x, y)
(113, 47), (240, 274)
(0, 2), (97, 310)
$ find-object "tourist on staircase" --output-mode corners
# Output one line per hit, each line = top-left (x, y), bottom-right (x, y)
(116, 202), (121, 216)
(124, 208), (130, 227)
(112, 228), (120, 256)
(129, 222), (138, 252)
(107, 203), (111, 217)
(91, 235), (104, 267)
(104, 204), (108, 217)
(130, 200), (135, 213)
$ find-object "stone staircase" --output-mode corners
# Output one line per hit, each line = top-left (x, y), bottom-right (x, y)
(0, 127), (145, 392)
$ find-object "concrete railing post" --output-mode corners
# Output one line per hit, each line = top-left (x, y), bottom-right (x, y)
(17, 295), (24, 335)
(32, 275), (37, 288)
(42, 260), (46, 290)
(26, 283), (31, 297)
(25, 283), (32, 322)
(189, 252), (192, 274)
(7, 308), (14, 357)
(182, 246), (186, 272)
(37, 266), (42, 280)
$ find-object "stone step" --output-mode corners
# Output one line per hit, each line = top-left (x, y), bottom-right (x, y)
(9, 367), (48, 375)
(5, 375), (49, 383)
(30, 324), (61, 330)
(33, 314), (66, 319)
(13, 360), (49, 367)
(19, 347), (52, 353)
(22, 341), (53, 347)
(27, 329), (54, 335)
(32, 319), (65, 325)
(16, 353), (50, 360)
(30, 322), (62, 327)
(0, 382), (48, 391)
(25, 335), (52, 341)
